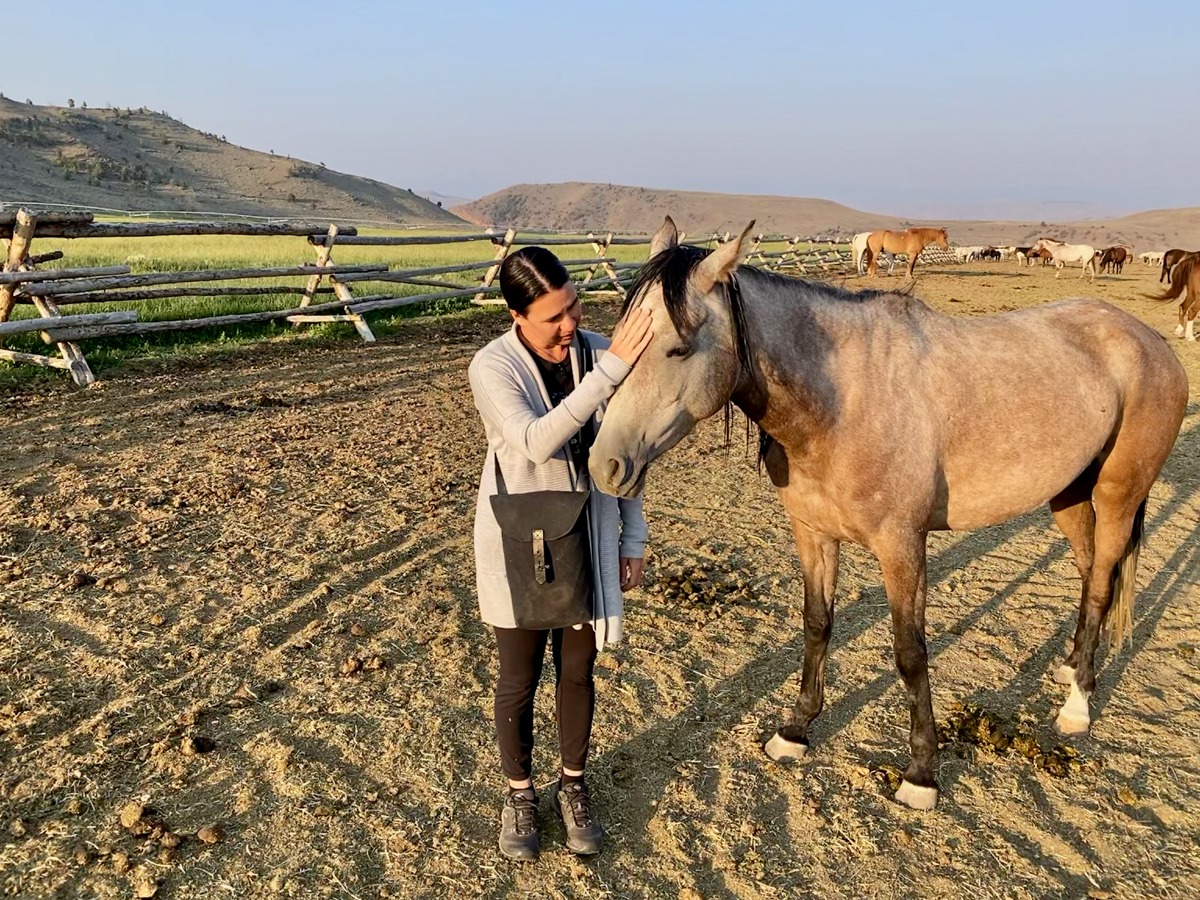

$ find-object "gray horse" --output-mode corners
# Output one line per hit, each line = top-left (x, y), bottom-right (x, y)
(590, 217), (1187, 810)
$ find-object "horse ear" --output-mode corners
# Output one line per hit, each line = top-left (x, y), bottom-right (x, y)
(649, 216), (679, 258)
(693, 220), (755, 293)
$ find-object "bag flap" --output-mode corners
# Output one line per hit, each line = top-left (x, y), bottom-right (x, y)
(490, 490), (590, 541)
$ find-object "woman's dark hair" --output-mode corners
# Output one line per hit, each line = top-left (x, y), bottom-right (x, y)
(499, 246), (570, 314)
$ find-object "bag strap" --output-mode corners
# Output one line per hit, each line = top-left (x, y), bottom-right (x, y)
(493, 453), (507, 495)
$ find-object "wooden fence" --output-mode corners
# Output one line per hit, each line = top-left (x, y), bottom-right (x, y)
(0, 208), (952, 385)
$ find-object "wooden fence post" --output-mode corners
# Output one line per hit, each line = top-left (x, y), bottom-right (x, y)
(580, 232), (613, 288)
(295, 224), (375, 342)
(0, 209), (36, 324)
(745, 233), (765, 265)
(0, 210), (95, 385)
(473, 228), (515, 306)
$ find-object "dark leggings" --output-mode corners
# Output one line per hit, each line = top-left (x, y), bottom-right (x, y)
(493, 624), (597, 781)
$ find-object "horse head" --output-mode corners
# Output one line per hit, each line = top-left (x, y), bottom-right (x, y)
(589, 216), (755, 498)
(935, 229), (949, 250)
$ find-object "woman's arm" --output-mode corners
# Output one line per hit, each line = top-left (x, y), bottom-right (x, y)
(469, 353), (630, 466)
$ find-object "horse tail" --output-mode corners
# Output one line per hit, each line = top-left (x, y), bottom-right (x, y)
(1144, 255), (1195, 300)
(1105, 499), (1145, 652)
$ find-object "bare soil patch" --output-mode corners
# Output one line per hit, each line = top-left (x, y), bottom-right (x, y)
(2, 261), (1199, 899)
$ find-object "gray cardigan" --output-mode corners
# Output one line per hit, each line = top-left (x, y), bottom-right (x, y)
(468, 324), (648, 649)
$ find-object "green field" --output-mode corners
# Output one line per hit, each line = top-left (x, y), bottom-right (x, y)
(0, 225), (827, 387)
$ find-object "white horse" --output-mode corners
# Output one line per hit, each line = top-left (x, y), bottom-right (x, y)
(1144, 251), (1164, 266)
(1032, 238), (1097, 280)
(853, 231), (896, 275)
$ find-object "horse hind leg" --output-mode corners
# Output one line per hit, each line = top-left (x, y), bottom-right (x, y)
(765, 519), (839, 763)
(1052, 396), (1181, 737)
(1056, 489), (1145, 735)
(1049, 469), (1098, 688)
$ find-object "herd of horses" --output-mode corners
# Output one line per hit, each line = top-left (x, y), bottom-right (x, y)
(849, 228), (1199, 341)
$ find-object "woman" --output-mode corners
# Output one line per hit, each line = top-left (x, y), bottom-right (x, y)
(468, 246), (653, 862)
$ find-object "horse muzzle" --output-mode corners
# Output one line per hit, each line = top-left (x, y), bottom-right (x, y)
(590, 453), (647, 498)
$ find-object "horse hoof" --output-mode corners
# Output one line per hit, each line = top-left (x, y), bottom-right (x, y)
(1056, 682), (1092, 735)
(1175, 325), (1185, 336)
(894, 780), (939, 811)
(1055, 711), (1090, 735)
(763, 732), (808, 763)
(1053, 665), (1076, 686)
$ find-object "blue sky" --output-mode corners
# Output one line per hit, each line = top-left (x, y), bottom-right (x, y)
(7, 0), (1197, 219)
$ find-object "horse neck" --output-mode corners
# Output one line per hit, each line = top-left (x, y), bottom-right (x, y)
(729, 272), (841, 436)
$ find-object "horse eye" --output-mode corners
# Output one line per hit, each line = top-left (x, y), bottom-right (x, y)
(666, 345), (693, 359)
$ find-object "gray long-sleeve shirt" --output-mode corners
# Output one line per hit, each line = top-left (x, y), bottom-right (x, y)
(468, 324), (648, 649)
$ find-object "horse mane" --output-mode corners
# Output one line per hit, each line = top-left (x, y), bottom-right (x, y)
(624, 246), (890, 370)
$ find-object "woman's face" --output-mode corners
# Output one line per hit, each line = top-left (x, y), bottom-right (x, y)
(511, 282), (582, 362)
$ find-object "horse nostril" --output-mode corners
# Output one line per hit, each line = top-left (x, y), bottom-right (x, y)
(606, 458), (621, 486)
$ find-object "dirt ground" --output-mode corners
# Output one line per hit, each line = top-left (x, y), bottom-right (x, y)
(2, 258), (1199, 900)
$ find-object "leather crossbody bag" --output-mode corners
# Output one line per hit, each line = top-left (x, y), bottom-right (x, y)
(489, 335), (595, 630)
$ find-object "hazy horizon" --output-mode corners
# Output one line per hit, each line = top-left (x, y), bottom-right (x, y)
(7, 0), (1198, 222)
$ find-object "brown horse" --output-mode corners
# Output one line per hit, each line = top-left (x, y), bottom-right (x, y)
(1026, 245), (1053, 266)
(865, 227), (949, 277)
(1160, 248), (1189, 283)
(593, 217), (1188, 811)
(1098, 246), (1127, 274)
(1147, 251), (1200, 340)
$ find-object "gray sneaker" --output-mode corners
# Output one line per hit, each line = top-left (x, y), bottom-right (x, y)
(553, 779), (603, 856)
(498, 788), (540, 862)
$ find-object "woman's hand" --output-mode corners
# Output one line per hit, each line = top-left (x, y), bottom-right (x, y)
(619, 557), (644, 592)
(609, 308), (654, 367)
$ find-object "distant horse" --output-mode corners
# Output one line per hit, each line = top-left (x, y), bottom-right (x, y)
(865, 227), (949, 277)
(1098, 246), (1127, 274)
(1160, 248), (1190, 283)
(1026, 246), (1055, 267)
(1147, 252), (1200, 340)
(853, 231), (897, 275)
(1032, 238), (1098, 280)
(592, 216), (1188, 811)
(1014, 246), (1034, 266)
(1144, 251), (1165, 267)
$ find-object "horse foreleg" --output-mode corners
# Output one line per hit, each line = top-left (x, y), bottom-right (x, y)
(877, 533), (938, 810)
(765, 519), (839, 762)
(1055, 260), (1063, 279)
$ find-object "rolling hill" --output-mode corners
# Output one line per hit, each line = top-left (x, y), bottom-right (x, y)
(452, 182), (909, 237)
(0, 97), (465, 225)
(454, 182), (1200, 249)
